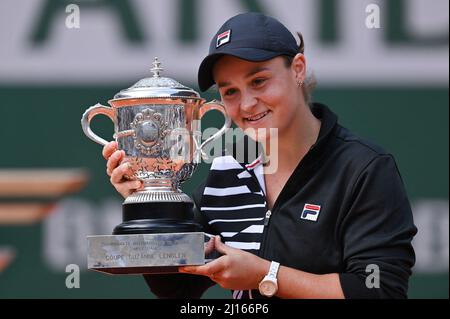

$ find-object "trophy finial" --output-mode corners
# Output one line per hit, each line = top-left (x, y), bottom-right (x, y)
(151, 57), (164, 78)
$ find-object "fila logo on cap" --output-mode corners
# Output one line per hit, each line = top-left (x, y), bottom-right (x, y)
(301, 203), (321, 222)
(216, 30), (231, 48)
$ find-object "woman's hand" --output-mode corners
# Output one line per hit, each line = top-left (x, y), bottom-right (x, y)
(102, 141), (143, 198)
(179, 236), (270, 290)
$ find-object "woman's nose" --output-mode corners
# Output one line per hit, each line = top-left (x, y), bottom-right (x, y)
(240, 91), (257, 113)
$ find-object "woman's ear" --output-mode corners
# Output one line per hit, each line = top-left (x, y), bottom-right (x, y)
(291, 53), (306, 83)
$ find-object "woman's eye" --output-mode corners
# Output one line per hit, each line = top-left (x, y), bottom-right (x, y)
(252, 78), (266, 86)
(224, 88), (237, 96)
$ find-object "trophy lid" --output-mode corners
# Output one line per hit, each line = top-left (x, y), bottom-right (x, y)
(113, 57), (201, 100)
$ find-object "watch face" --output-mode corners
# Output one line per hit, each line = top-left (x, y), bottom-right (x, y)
(259, 280), (277, 297)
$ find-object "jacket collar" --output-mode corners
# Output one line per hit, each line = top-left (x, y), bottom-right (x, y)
(309, 102), (338, 155)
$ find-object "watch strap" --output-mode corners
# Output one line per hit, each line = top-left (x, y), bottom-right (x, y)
(267, 261), (280, 279)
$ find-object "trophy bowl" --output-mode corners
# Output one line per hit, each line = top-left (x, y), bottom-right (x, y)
(81, 58), (230, 274)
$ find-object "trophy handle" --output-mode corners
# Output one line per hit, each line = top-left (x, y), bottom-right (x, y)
(198, 100), (232, 161)
(81, 103), (115, 146)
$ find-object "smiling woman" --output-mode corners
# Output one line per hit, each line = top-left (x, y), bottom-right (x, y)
(212, 55), (320, 147)
(103, 12), (417, 299)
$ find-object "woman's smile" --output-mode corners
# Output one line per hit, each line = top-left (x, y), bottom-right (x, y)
(245, 110), (270, 123)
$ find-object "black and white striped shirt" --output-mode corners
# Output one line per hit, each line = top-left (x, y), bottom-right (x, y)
(196, 154), (268, 299)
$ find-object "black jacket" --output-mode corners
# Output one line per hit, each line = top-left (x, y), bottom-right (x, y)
(144, 103), (417, 299)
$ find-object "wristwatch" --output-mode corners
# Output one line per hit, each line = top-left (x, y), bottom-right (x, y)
(258, 261), (280, 297)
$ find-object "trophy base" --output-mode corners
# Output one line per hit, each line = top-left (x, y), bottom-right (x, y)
(87, 232), (205, 275)
(113, 201), (201, 235)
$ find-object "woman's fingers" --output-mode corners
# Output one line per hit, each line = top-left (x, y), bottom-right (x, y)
(110, 163), (142, 198)
(102, 141), (118, 160)
(110, 162), (134, 184)
(115, 180), (143, 198)
(103, 141), (122, 177)
(106, 150), (125, 176)
(102, 141), (142, 199)
(204, 237), (215, 255)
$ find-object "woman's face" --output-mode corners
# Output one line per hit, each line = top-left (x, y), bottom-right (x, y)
(212, 55), (304, 141)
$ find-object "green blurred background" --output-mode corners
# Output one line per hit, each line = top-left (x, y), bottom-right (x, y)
(0, 0), (448, 298)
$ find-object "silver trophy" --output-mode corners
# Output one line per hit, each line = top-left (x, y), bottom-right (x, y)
(81, 58), (231, 274)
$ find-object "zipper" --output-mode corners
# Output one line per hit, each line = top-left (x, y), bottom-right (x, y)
(259, 206), (272, 259)
(263, 210), (272, 226)
(244, 161), (274, 259)
(259, 194), (285, 259)
(248, 172), (272, 259)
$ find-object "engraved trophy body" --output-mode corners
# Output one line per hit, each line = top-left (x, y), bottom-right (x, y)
(81, 58), (230, 274)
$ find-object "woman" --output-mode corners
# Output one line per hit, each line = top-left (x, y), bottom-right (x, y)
(102, 12), (417, 299)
